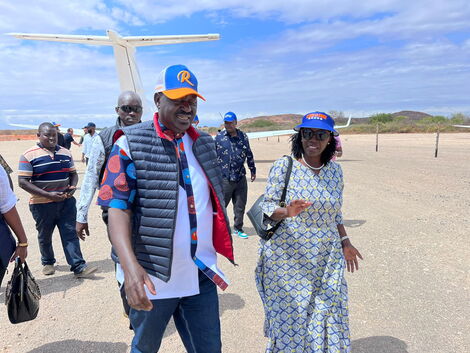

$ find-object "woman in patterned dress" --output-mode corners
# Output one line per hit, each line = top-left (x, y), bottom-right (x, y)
(256, 112), (363, 353)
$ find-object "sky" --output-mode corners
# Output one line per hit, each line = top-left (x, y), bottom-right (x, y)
(1, 0), (470, 129)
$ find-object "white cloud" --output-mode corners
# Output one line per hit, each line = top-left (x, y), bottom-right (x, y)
(115, 0), (409, 23)
(0, 0), (118, 34)
(1, 1), (470, 128)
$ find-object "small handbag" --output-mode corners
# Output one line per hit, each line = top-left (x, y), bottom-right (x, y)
(5, 258), (41, 324)
(0, 214), (16, 270)
(247, 156), (293, 241)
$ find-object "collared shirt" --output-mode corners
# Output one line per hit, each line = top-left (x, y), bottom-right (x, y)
(76, 136), (106, 223)
(97, 131), (228, 299)
(63, 133), (75, 149)
(0, 165), (16, 214)
(215, 129), (256, 182)
(82, 132), (98, 158)
(18, 144), (76, 204)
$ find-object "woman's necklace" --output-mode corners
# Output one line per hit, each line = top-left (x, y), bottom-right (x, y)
(301, 156), (324, 170)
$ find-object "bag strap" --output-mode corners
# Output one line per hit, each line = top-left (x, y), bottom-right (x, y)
(279, 155), (293, 207)
(264, 156), (293, 239)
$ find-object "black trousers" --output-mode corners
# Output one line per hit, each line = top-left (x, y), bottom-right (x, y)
(223, 177), (248, 231)
(0, 265), (6, 287)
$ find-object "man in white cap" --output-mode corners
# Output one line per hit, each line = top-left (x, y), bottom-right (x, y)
(98, 64), (234, 352)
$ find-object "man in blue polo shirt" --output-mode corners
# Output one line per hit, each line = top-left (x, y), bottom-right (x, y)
(215, 112), (256, 239)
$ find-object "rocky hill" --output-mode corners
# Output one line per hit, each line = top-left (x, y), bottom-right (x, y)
(237, 114), (302, 129)
(235, 110), (436, 132)
(390, 111), (433, 120)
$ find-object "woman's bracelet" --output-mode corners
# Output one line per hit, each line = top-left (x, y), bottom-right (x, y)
(340, 236), (349, 242)
(17, 242), (28, 247)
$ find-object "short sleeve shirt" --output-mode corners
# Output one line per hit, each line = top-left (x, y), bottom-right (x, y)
(18, 144), (76, 204)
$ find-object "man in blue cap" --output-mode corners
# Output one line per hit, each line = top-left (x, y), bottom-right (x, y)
(215, 112), (256, 239)
(98, 64), (234, 352)
(82, 122), (97, 165)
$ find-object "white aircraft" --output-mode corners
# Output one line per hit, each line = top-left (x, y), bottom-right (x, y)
(452, 125), (470, 128)
(8, 29), (352, 138)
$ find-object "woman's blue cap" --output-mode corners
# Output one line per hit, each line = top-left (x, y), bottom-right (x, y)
(294, 111), (338, 136)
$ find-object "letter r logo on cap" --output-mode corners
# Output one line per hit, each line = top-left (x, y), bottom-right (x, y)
(177, 70), (194, 86)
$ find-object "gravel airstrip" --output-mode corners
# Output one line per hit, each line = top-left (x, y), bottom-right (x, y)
(0, 132), (469, 353)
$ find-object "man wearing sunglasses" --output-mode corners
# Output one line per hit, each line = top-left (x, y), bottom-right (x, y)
(76, 91), (143, 241)
(76, 91), (143, 319)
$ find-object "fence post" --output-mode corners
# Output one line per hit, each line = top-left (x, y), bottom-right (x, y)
(435, 124), (440, 158)
(375, 123), (379, 152)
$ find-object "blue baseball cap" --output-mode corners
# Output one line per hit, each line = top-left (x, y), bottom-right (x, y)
(51, 121), (61, 127)
(85, 122), (96, 128)
(294, 111), (338, 136)
(224, 112), (237, 122)
(155, 64), (205, 101)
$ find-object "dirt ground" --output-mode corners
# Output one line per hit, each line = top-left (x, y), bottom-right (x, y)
(0, 132), (469, 353)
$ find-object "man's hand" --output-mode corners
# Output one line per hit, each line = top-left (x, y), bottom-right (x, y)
(251, 173), (256, 182)
(124, 263), (157, 311)
(47, 191), (67, 202)
(66, 185), (77, 198)
(76, 222), (90, 240)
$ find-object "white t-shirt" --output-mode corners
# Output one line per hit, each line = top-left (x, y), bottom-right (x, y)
(0, 165), (16, 214)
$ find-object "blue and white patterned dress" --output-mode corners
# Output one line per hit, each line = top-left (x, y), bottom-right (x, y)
(256, 156), (350, 353)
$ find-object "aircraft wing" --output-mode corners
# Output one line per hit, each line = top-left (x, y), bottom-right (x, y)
(8, 123), (101, 136)
(246, 129), (295, 139)
(336, 115), (352, 129)
(453, 125), (470, 128)
(8, 32), (220, 47)
(244, 115), (352, 139)
(125, 34), (220, 47)
(7, 33), (113, 46)
(9, 123), (43, 131)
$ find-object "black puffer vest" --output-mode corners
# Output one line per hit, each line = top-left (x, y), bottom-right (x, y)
(111, 120), (233, 282)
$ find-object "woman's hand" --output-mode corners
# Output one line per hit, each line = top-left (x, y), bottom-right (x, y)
(286, 200), (312, 217)
(343, 244), (363, 273)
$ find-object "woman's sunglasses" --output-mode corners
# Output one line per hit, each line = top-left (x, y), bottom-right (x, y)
(119, 105), (143, 113)
(300, 129), (331, 141)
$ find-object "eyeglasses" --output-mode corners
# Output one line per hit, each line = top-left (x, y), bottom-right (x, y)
(119, 105), (142, 113)
(301, 129), (331, 141)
